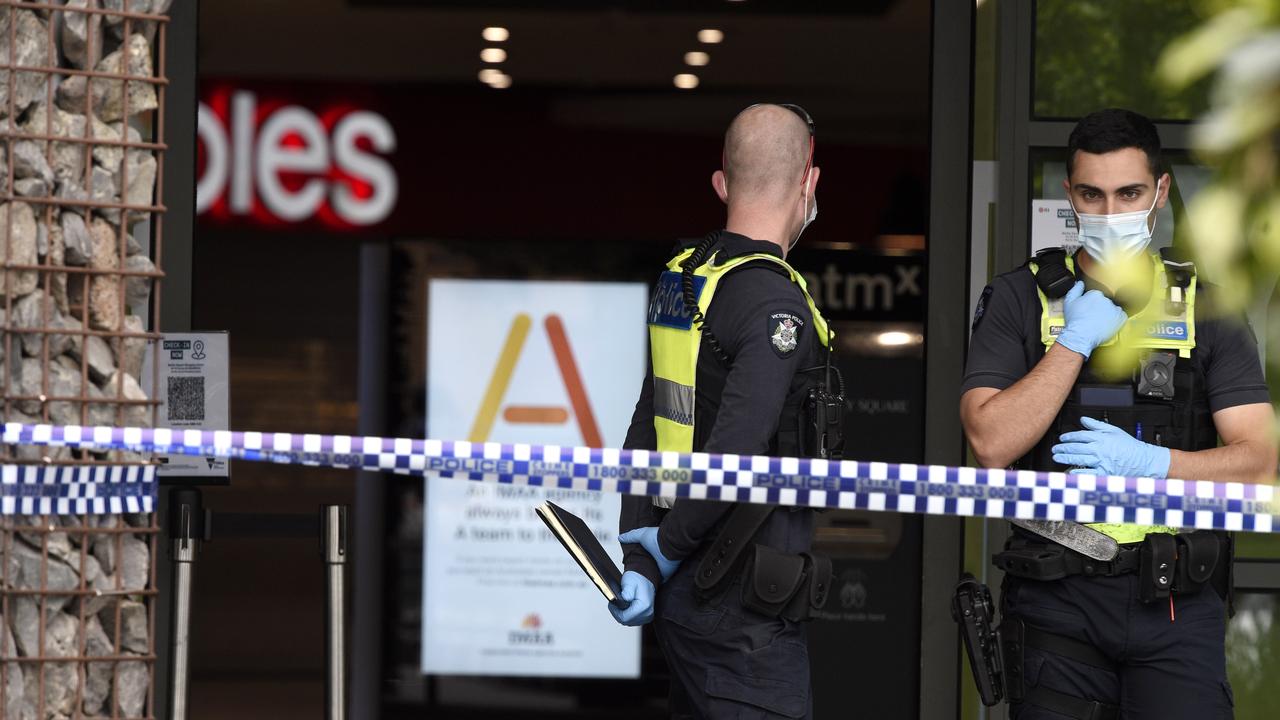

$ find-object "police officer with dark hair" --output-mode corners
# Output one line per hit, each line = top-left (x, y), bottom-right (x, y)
(961, 108), (1276, 718)
(607, 104), (835, 719)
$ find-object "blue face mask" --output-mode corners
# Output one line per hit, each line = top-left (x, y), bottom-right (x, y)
(1071, 179), (1162, 263)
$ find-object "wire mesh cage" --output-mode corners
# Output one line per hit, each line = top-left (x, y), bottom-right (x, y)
(0, 1), (169, 718)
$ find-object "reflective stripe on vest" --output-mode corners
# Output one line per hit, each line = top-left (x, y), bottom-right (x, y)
(1032, 252), (1198, 544)
(648, 248), (830, 455)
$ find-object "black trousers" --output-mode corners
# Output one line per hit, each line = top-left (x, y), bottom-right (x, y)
(652, 508), (814, 719)
(1004, 573), (1234, 719)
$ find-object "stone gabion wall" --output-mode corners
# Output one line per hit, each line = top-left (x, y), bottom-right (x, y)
(1, 2), (171, 719)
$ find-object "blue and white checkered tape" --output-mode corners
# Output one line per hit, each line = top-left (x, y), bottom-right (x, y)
(1, 422), (1275, 532)
(0, 462), (153, 516)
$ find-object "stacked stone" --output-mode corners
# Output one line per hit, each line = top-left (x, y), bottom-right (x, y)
(2, 517), (153, 720)
(1, 3), (170, 719)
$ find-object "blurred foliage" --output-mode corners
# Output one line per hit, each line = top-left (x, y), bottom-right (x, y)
(1158, 2), (1280, 716)
(1226, 595), (1280, 718)
(1157, 0), (1280, 315)
(1036, 0), (1213, 120)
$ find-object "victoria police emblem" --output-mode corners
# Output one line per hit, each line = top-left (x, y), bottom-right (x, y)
(768, 312), (804, 357)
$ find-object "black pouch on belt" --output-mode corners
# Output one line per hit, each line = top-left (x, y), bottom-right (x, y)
(1138, 533), (1177, 604)
(795, 551), (833, 620)
(742, 544), (808, 619)
(1173, 530), (1219, 595)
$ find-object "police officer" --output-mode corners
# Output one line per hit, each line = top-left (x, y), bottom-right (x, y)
(961, 108), (1277, 719)
(608, 103), (833, 719)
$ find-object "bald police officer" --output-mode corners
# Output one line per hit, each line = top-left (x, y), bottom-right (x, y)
(609, 104), (834, 719)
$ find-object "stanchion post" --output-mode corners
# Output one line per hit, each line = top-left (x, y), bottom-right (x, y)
(322, 505), (349, 720)
(167, 488), (207, 720)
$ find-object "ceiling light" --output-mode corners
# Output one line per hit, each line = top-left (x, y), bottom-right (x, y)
(673, 73), (699, 90)
(876, 331), (917, 347)
(684, 51), (710, 67)
(480, 47), (507, 63)
(488, 74), (513, 89)
(478, 68), (503, 84)
(482, 26), (509, 42)
(697, 29), (724, 44)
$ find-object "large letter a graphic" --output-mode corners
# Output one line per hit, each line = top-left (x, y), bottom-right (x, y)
(467, 314), (603, 446)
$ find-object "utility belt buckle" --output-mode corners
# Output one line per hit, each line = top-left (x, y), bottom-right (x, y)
(992, 545), (1070, 582)
(1011, 520), (1119, 562)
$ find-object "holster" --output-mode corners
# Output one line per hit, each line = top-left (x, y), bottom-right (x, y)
(741, 544), (831, 622)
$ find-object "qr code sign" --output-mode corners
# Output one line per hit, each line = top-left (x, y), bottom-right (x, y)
(167, 376), (205, 422)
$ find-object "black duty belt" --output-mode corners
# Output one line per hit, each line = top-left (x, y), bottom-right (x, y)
(994, 540), (1141, 582)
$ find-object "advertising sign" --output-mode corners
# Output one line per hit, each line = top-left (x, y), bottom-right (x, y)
(197, 85), (398, 229)
(423, 279), (646, 678)
(791, 249), (924, 323)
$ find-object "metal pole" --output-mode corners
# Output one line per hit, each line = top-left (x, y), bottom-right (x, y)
(352, 242), (389, 720)
(167, 488), (206, 720)
(322, 505), (349, 720)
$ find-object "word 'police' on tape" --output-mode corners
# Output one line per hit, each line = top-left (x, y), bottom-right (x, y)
(0, 463), (154, 516)
(1, 422), (1276, 532)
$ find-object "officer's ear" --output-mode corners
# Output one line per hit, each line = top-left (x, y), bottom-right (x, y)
(804, 166), (821, 197)
(1155, 172), (1171, 210)
(712, 170), (729, 204)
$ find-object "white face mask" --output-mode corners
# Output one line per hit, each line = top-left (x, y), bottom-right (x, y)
(788, 174), (817, 252)
(1071, 179), (1162, 263)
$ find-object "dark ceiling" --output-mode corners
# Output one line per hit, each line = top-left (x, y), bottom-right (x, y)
(198, 0), (931, 146)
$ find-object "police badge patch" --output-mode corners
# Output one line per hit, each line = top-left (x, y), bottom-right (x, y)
(971, 285), (994, 332)
(768, 312), (805, 357)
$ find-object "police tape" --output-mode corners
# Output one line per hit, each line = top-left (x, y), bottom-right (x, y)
(1, 422), (1277, 533)
(0, 464), (154, 516)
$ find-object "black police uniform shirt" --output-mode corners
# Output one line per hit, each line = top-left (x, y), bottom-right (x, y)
(962, 254), (1269, 424)
(619, 230), (824, 588)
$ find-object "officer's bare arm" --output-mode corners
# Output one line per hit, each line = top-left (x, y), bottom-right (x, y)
(960, 344), (1085, 469)
(1167, 402), (1278, 484)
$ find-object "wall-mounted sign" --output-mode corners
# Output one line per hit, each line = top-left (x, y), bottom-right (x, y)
(1031, 199), (1079, 256)
(142, 332), (231, 482)
(197, 86), (398, 228)
(792, 249), (925, 323)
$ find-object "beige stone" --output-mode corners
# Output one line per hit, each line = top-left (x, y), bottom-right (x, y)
(0, 203), (39, 296)
(59, 34), (157, 122)
(87, 217), (123, 330)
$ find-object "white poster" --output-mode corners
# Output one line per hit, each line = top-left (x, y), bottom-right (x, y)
(1031, 198), (1079, 256)
(423, 279), (646, 678)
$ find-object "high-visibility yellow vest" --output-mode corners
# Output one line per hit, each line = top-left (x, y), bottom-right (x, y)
(647, 247), (830, 454)
(1030, 252), (1199, 544)
(1031, 253), (1197, 359)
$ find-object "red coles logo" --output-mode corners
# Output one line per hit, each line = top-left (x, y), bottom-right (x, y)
(197, 88), (398, 228)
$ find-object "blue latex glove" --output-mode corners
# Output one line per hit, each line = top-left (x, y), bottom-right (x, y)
(618, 526), (681, 582)
(1054, 281), (1128, 360)
(1052, 416), (1171, 478)
(608, 571), (655, 626)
